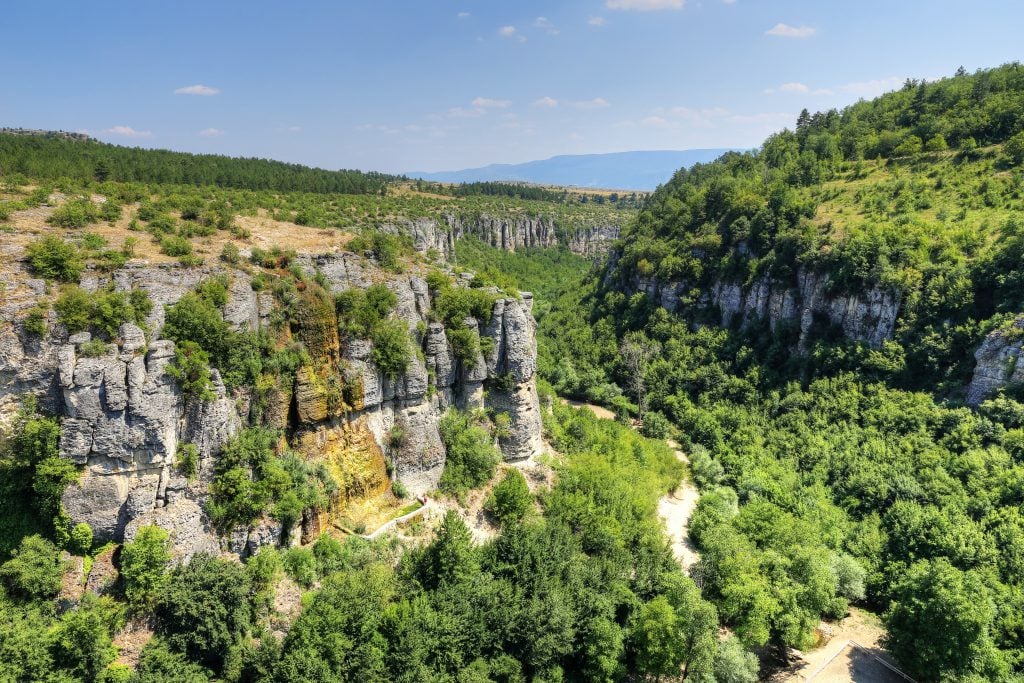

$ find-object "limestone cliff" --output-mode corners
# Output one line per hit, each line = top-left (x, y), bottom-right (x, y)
(605, 249), (902, 350)
(966, 318), (1024, 406)
(1, 249), (543, 559)
(392, 213), (621, 258)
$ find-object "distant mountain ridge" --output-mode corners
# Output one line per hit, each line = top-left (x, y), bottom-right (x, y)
(409, 149), (737, 191)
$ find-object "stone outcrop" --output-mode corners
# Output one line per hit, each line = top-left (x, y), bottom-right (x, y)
(386, 213), (621, 259)
(611, 249), (902, 350)
(966, 318), (1024, 406)
(2, 240), (545, 559)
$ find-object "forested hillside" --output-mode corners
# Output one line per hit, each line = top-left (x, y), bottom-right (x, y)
(533, 63), (1024, 681)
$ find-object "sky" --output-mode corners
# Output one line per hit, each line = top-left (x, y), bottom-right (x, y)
(2, 1), (1022, 174)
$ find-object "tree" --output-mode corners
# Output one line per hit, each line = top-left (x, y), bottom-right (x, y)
(50, 593), (125, 681)
(485, 469), (532, 526)
(371, 319), (412, 378)
(121, 525), (171, 611)
(157, 553), (252, 673)
(885, 559), (1003, 681)
(630, 596), (686, 681)
(713, 636), (759, 683)
(422, 511), (478, 589)
(0, 535), (65, 600)
(619, 332), (657, 415)
(1006, 130), (1024, 166)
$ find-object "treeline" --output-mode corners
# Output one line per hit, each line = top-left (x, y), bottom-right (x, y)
(0, 133), (398, 194)
(413, 178), (644, 208)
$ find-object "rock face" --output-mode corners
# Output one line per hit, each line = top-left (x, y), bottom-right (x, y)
(2, 248), (544, 558)
(966, 318), (1024, 406)
(387, 214), (621, 258)
(609, 250), (902, 350)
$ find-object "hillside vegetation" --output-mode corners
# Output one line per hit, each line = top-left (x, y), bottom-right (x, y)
(610, 62), (1024, 391)
(533, 63), (1024, 681)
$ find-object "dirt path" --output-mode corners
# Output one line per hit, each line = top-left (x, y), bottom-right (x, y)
(658, 446), (701, 570)
(560, 401), (701, 569)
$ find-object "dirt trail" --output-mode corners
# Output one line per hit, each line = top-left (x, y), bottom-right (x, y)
(561, 400), (701, 569)
(658, 445), (701, 570)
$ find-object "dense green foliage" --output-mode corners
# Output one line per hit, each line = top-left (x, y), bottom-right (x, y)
(208, 427), (335, 533)
(437, 409), (502, 495)
(25, 235), (84, 281)
(121, 525), (171, 611)
(484, 469), (533, 526)
(56, 285), (152, 338)
(0, 398), (78, 555)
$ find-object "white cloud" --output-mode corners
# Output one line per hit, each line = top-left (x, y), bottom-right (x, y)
(765, 23), (816, 38)
(198, 128), (224, 137)
(457, 11), (470, 18)
(588, 16), (607, 26)
(104, 125), (152, 138)
(533, 96), (559, 108)
(498, 25), (525, 41)
(606, 0), (684, 10)
(174, 84), (220, 96)
(573, 97), (610, 109)
(764, 81), (810, 94)
(533, 16), (559, 35)
(471, 97), (511, 109)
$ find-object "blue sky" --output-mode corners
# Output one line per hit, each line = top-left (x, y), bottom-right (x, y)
(2, 1), (1022, 173)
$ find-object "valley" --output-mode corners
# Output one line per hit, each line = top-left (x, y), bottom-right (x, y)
(2, 61), (1024, 683)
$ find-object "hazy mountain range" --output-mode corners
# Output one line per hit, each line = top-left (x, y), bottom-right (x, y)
(408, 149), (737, 191)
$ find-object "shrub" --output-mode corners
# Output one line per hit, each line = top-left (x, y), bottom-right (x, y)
(25, 235), (83, 281)
(69, 522), (93, 555)
(176, 443), (199, 480)
(166, 341), (215, 400)
(133, 640), (213, 682)
(485, 469), (532, 525)
(438, 409), (501, 495)
(335, 283), (397, 338)
(0, 535), (65, 600)
(79, 339), (111, 357)
(92, 288), (151, 338)
(82, 232), (107, 251)
(392, 480), (409, 499)
(371, 319), (412, 378)
(23, 306), (47, 336)
(47, 198), (98, 228)
(122, 525), (171, 611)
(283, 546), (317, 588)
(220, 242), (240, 263)
(159, 235), (193, 257)
(99, 199), (122, 223)
(55, 286), (91, 332)
(640, 411), (672, 439)
(448, 327), (481, 365)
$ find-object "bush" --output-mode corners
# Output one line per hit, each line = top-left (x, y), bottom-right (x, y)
(122, 525), (171, 611)
(371, 319), (412, 378)
(55, 285), (92, 332)
(133, 640), (213, 683)
(640, 411), (672, 439)
(283, 546), (317, 587)
(220, 242), (240, 264)
(1006, 131), (1024, 166)
(438, 409), (501, 495)
(176, 443), (199, 480)
(47, 198), (98, 228)
(25, 235), (83, 281)
(0, 535), (65, 600)
(23, 306), (47, 336)
(157, 553), (251, 673)
(166, 341), (215, 400)
(78, 339), (111, 357)
(392, 480), (409, 499)
(69, 522), (93, 555)
(335, 283), (397, 338)
(485, 469), (532, 525)
(159, 235), (193, 257)
(447, 327), (482, 366)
